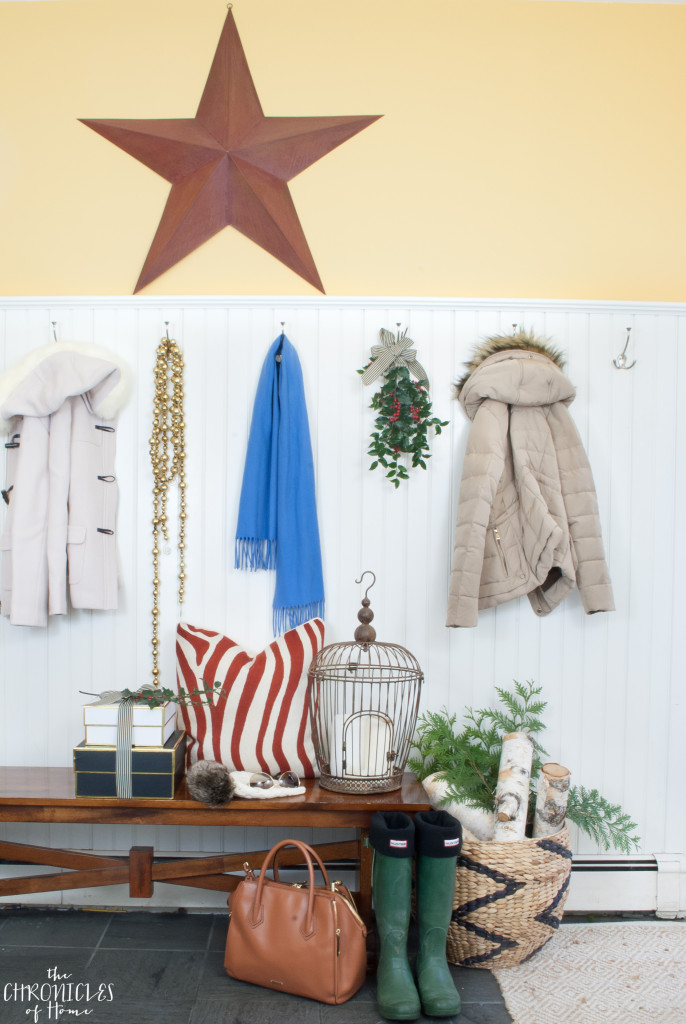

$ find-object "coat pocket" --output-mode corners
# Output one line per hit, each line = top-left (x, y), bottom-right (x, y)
(480, 514), (527, 598)
(67, 524), (87, 585)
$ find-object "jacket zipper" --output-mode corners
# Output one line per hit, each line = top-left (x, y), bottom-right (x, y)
(493, 528), (509, 576)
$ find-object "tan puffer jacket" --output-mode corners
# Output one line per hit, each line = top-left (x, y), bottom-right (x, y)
(446, 334), (614, 627)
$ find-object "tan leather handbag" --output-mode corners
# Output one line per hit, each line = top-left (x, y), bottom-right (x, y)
(225, 838), (367, 1004)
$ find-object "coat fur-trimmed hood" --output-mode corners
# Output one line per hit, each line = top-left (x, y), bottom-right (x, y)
(0, 341), (133, 434)
(454, 330), (566, 397)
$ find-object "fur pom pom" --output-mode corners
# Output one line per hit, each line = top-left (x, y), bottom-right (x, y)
(186, 760), (236, 808)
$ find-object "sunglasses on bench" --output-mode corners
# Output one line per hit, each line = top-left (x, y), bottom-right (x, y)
(248, 771), (300, 790)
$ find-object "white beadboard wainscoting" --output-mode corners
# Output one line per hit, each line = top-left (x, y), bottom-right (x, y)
(0, 295), (684, 915)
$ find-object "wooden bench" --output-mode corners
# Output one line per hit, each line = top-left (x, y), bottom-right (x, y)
(0, 768), (430, 926)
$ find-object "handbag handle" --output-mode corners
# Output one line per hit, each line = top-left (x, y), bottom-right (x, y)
(252, 839), (330, 937)
(270, 841), (330, 884)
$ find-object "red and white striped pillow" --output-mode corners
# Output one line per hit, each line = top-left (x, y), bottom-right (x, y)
(176, 619), (324, 778)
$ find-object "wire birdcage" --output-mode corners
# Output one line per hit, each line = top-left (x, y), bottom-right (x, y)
(307, 572), (423, 793)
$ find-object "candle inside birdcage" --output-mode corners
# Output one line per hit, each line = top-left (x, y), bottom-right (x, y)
(308, 574), (423, 793)
(326, 682), (393, 777)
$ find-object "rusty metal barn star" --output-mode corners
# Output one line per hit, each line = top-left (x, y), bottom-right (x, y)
(80, 10), (381, 293)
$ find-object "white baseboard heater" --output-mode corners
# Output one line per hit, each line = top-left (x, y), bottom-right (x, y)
(565, 854), (686, 919)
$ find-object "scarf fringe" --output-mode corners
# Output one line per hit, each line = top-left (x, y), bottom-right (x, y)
(273, 601), (325, 637)
(234, 537), (277, 572)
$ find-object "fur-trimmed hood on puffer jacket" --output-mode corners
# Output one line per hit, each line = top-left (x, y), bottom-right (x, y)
(446, 331), (614, 627)
(454, 329), (567, 402)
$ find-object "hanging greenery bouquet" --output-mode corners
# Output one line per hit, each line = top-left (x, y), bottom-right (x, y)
(408, 680), (640, 853)
(358, 328), (448, 487)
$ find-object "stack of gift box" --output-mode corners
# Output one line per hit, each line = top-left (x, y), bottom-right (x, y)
(74, 695), (186, 798)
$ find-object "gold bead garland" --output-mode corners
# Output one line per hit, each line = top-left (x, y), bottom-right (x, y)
(149, 334), (187, 685)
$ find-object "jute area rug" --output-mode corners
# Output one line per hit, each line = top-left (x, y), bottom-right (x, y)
(493, 921), (686, 1024)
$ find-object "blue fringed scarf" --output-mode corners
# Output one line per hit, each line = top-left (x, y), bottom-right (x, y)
(235, 334), (324, 635)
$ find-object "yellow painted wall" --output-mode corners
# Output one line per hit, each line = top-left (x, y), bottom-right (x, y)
(1, 0), (684, 300)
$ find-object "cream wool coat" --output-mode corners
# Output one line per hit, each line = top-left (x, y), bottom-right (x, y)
(0, 343), (131, 627)
(446, 338), (614, 628)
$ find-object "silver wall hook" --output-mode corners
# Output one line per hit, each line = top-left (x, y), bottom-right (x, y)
(613, 327), (636, 370)
(51, 321), (58, 344)
(394, 322), (410, 344)
(275, 322), (285, 362)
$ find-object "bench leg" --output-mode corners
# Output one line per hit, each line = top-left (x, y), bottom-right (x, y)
(129, 846), (154, 898)
(358, 828), (379, 971)
(358, 828), (373, 927)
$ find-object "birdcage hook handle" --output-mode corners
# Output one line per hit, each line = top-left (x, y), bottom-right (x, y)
(354, 570), (376, 602)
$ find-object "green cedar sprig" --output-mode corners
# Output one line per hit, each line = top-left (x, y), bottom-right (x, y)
(357, 363), (448, 487)
(566, 786), (640, 855)
(89, 684), (227, 709)
(408, 680), (640, 853)
(408, 680), (548, 812)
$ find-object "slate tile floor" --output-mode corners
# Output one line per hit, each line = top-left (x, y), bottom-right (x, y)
(0, 908), (513, 1024)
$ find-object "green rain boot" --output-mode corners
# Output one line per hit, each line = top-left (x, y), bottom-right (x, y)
(414, 809), (463, 1018)
(370, 811), (421, 1021)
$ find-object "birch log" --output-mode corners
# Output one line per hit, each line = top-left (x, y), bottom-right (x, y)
(421, 772), (495, 842)
(493, 731), (535, 841)
(533, 762), (571, 838)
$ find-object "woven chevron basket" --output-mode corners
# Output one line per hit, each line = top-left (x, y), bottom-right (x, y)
(446, 826), (572, 969)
